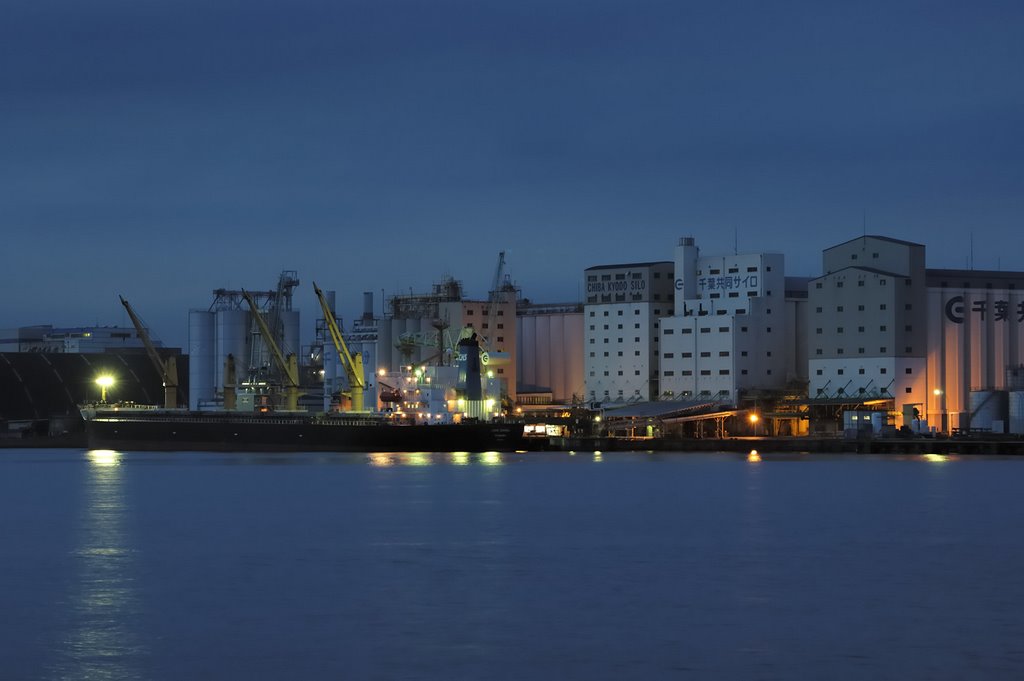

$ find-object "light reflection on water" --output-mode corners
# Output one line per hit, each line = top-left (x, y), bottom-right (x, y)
(367, 451), (505, 467)
(53, 450), (145, 681)
(5, 449), (1024, 680)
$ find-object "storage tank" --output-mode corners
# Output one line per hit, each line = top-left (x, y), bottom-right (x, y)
(1009, 391), (1024, 435)
(280, 310), (300, 357)
(969, 390), (1008, 433)
(216, 309), (250, 390)
(188, 310), (215, 410)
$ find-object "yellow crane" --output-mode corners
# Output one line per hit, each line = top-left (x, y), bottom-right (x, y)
(313, 282), (366, 412)
(118, 295), (179, 409)
(240, 289), (301, 411)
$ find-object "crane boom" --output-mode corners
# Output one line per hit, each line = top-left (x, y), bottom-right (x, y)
(241, 289), (300, 411)
(118, 295), (178, 409)
(483, 251), (506, 351)
(313, 282), (366, 412)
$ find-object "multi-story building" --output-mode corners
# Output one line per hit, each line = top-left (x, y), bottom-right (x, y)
(583, 261), (675, 404)
(659, 237), (795, 405)
(807, 235), (929, 419)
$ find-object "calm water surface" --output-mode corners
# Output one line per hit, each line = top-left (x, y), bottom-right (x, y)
(2, 449), (1023, 680)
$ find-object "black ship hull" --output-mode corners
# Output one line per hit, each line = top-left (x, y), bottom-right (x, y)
(83, 412), (526, 453)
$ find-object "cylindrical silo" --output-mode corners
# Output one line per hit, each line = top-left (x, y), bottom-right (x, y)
(216, 309), (250, 391)
(1009, 391), (1024, 435)
(188, 310), (215, 410)
(969, 390), (1008, 433)
(280, 310), (300, 358)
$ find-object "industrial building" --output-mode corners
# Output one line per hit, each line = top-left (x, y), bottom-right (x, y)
(659, 237), (806, 405)
(187, 272), (303, 411)
(0, 325), (165, 353)
(808, 235), (1024, 435)
(515, 300), (585, 406)
(584, 238), (808, 409)
(583, 261), (675, 403)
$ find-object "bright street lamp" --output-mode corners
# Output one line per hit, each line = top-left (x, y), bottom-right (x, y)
(95, 375), (115, 403)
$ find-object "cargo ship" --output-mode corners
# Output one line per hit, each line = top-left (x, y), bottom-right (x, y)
(80, 404), (526, 453)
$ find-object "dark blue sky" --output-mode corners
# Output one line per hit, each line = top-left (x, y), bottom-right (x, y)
(3, 0), (1022, 347)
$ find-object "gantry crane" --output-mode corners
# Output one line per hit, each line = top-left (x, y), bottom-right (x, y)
(241, 289), (301, 411)
(313, 282), (366, 412)
(118, 295), (179, 409)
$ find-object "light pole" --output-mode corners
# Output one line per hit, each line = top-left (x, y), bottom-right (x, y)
(749, 412), (760, 436)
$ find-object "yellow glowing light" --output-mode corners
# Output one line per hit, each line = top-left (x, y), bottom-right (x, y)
(486, 370), (494, 379)
(480, 451), (502, 466)
(450, 452), (470, 465)
(748, 413), (759, 424)
(485, 399), (495, 411)
(378, 368), (386, 377)
(95, 374), (115, 402)
(87, 449), (121, 467)
(594, 451), (603, 462)
(933, 388), (943, 396)
(747, 449), (762, 463)
(594, 416), (602, 423)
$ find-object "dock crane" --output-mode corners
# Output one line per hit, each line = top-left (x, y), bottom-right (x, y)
(313, 282), (367, 412)
(240, 289), (301, 411)
(482, 250), (506, 353)
(118, 295), (179, 409)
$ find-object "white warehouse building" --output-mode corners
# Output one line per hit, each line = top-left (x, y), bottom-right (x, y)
(659, 237), (798, 405)
(583, 261), (675, 404)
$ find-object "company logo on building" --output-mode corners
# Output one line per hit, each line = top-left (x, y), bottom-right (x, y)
(944, 295), (1024, 324)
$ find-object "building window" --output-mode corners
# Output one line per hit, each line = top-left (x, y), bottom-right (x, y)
(816, 369), (823, 375)
(880, 347), (887, 353)
(837, 327), (844, 333)
(880, 326), (887, 331)
(700, 370), (711, 376)
(719, 351), (729, 357)
(858, 347), (865, 354)
(663, 371), (674, 376)
(906, 367), (913, 374)
(719, 369), (730, 375)
(741, 351), (747, 357)
(858, 281), (865, 287)
(741, 370), (748, 375)
(880, 367), (887, 374)
(682, 352), (692, 358)
(858, 326), (864, 332)
(837, 282), (844, 288)
(838, 369), (844, 375)
(906, 346), (913, 353)
(880, 304), (887, 310)
(816, 282), (823, 289)
(906, 387), (913, 393)
(663, 329), (674, 335)
(664, 353), (674, 359)
(681, 328), (692, 334)
(700, 327), (710, 333)
(816, 307), (822, 313)
(859, 368), (865, 374)
(816, 349), (823, 355)
(700, 352), (711, 358)
(682, 370), (692, 376)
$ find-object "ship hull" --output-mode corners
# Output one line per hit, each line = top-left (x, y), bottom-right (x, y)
(83, 412), (526, 453)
